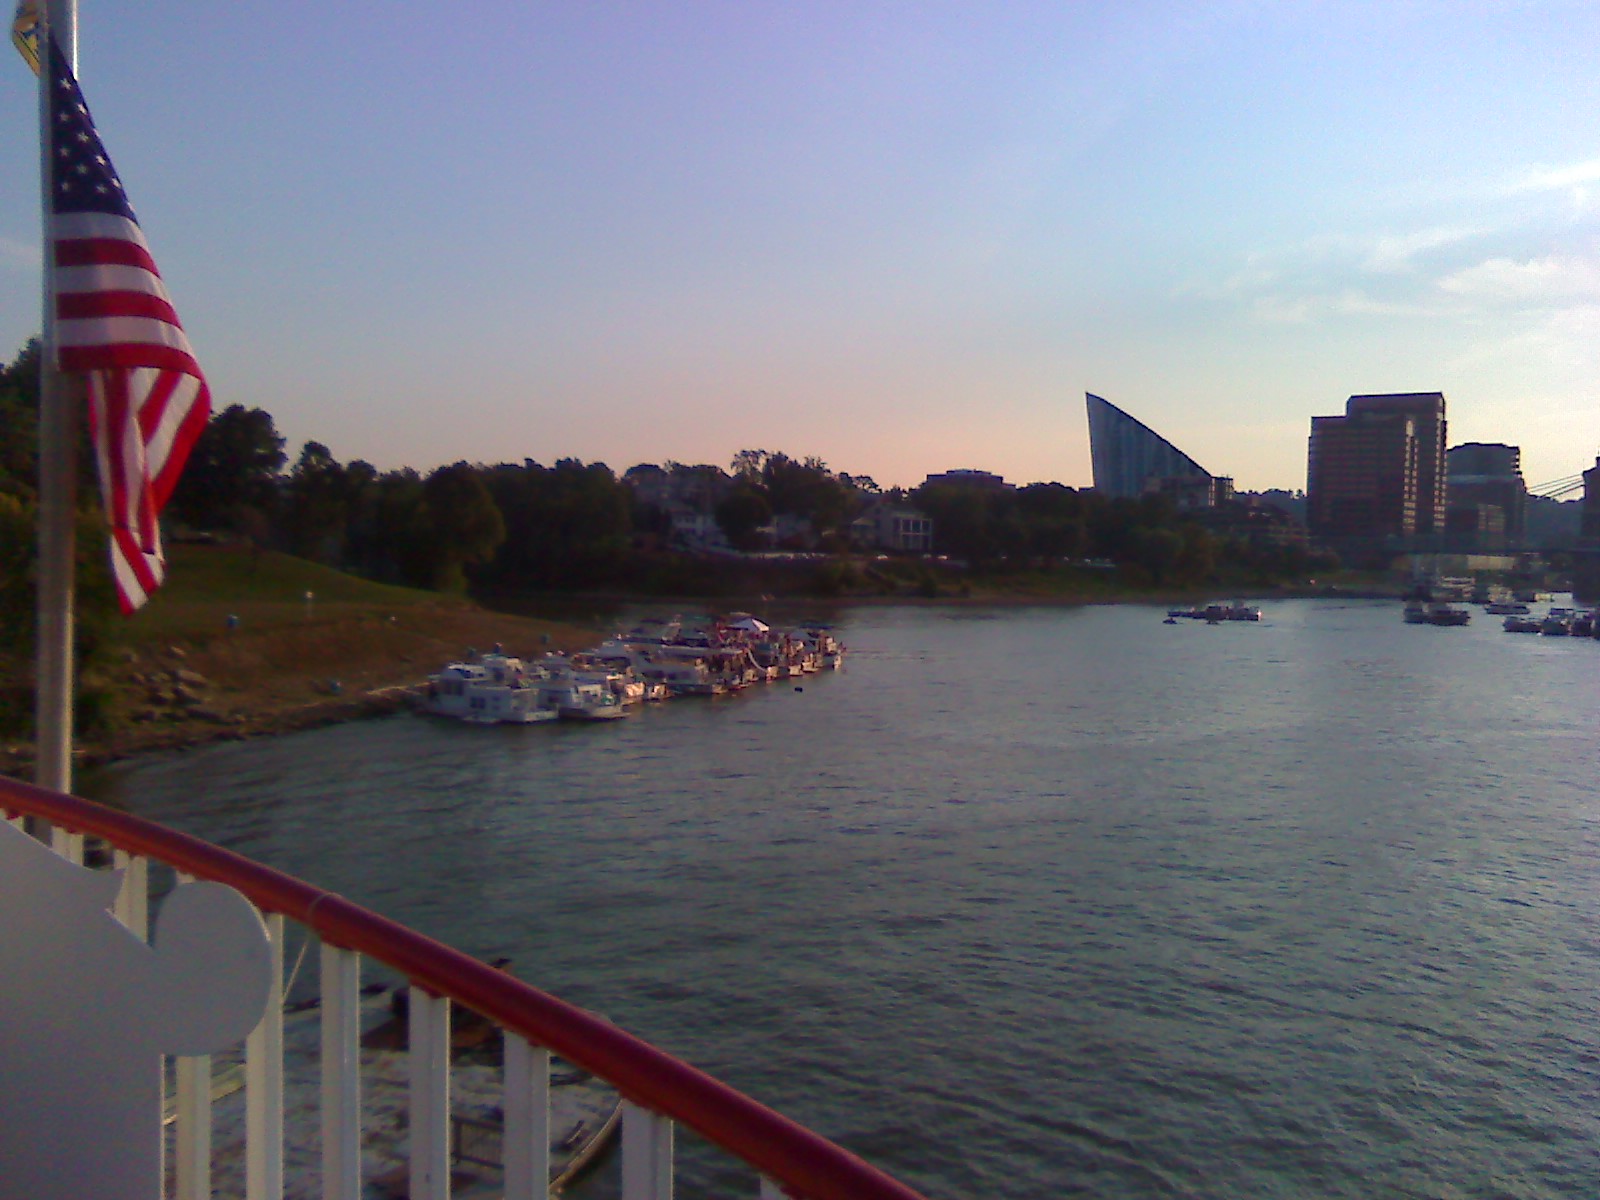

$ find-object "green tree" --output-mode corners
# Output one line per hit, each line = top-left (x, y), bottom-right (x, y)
(1130, 526), (1184, 586)
(281, 441), (351, 562)
(730, 448), (771, 484)
(756, 453), (855, 543)
(715, 484), (772, 550)
(1015, 483), (1088, 563)
(479, 459), (634, 589)
(666, 462), (729, 516)
(346, 468), (427, 584)
(914, 483), (1007, 569)
(0, 492), (123, 737)
(1174, 523), (1216, 583)
(416, 463), (505, 592)
(168, 404), (286, 532)
(0, 339), (42, 495)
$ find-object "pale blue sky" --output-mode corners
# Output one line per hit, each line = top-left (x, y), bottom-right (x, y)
(4, 1), (1598, 490)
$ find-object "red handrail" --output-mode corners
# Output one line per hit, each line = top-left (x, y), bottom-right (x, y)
(0, 775), (932, 1200)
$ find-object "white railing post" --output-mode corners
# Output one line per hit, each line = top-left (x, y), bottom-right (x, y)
(174, 1054), (212, 1200)
(246, 913), (286, 1200)
(621, 1101), (674, 1200)
(502, 1035), (550, 1200)
(320, 943), (362, 1200)
(49, 823), (82, 863)
(112, 849), (149, 939)
(172, 870), (211, 1200)
(408, 986), (452, 1200)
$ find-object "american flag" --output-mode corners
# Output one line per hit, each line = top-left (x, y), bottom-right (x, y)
(47, 32), (210, 613)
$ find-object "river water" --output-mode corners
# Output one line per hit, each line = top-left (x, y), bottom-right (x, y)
(96, 599), (1600, 1199)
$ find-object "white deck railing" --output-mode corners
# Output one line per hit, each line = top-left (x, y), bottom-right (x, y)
(2, 776), (931, 1200)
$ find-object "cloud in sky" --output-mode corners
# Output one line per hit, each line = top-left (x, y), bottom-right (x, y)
(1510, 158), (1600, 195)
(1438, 252), (1600, 306)
(1248, 290), (1440, 325)
(1362, 227), (1487, 275)
(1196, 228), (1481, 323)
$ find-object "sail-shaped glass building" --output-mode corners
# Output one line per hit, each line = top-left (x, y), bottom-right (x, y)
(1085, 393), (1211, 498)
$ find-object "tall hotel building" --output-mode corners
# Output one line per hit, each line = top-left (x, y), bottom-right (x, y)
(1306, 392), (1447, 544)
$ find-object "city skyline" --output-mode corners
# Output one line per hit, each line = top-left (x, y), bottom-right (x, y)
(3, 3), (1599, 493)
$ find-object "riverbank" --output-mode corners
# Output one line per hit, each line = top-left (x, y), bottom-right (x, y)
(0, 564), (1403, 780)
(0, 602), (604, 779)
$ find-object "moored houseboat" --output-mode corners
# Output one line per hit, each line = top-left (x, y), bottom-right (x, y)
(423, 654), (555, 725)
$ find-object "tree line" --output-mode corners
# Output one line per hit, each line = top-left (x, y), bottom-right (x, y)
(0, 338), (1327, 611)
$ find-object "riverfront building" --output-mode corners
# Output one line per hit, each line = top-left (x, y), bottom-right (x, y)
(1085, 393), (1222, 503)
(1573, 456), (1600, 604)
(1445, 442), (1526, 550)
(1306, 392), (1447, 549)
(921, 469), (1013, 491)
(852, 503), (934, 552)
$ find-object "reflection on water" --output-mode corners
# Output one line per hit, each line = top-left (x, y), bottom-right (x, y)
(96, 600), (1600, 1198)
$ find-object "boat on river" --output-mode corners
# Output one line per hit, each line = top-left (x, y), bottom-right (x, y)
(425, 613), (846, 717)
(1404, 598), (1470, 626)
(536, 676), (631, 721)
(592, 613), (847, 691)
(424, 654), (556, 725)
(1485, 600), (1530, 615)
(1167, 602), (1263, 623)
(1541, 609), (1573, 636)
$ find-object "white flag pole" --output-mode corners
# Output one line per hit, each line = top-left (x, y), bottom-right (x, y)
(35, 0), (78, 796)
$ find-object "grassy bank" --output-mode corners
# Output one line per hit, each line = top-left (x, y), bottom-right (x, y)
(2, 543), (604, 777)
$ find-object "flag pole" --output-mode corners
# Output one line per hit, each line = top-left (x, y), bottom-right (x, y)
(35, 0), (78, 800)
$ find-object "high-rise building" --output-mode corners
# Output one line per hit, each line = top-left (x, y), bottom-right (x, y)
(1582, 456), (1600, 545)
(1307, 412), (1419, 539)
(1346, 393), (1447, 534)
(1306, 392), (1446, 544)
(1085, 393), (1212, 499)
(1446, 442), (1525, 547)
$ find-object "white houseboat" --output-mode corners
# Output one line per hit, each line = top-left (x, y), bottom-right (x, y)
(423, 654), (555, 725)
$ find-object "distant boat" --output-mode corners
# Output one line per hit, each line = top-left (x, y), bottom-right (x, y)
(535, 676), (631, 721)
(424, 654), (556, 725)
(1541, 609), (1573, 636)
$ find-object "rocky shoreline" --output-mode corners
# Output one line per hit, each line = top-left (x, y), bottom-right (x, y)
(1, 680), (424, 780)
(1, 603), (606, 782)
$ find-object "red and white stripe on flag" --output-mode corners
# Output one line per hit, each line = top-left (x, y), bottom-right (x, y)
(53, 211), (210, 613)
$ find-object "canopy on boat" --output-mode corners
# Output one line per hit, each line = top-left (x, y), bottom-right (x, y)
(725, 615), (770, 633)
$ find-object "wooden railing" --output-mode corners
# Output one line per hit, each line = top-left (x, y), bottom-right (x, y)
(0, 775), (932, 1200)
